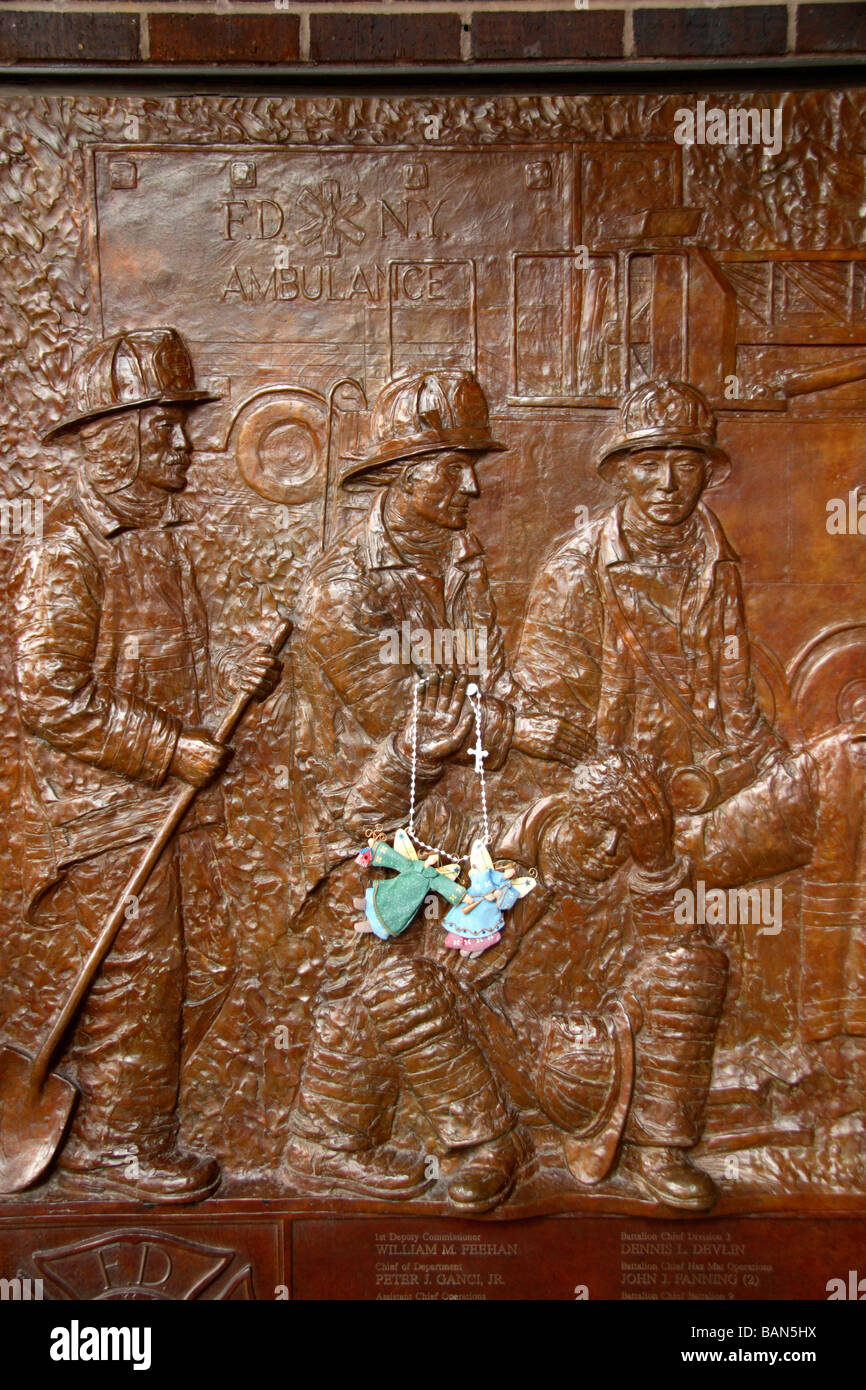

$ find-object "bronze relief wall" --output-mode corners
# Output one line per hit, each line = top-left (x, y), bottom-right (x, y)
(0, 89), (865, 1297)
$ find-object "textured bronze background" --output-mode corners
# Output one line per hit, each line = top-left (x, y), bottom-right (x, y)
(1, 90), (866, 1298)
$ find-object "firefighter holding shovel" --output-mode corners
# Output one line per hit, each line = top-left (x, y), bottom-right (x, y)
(4, 329), (283, 1203)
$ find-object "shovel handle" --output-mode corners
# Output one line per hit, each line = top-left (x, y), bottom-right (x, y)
(31, 616), (293, 1090)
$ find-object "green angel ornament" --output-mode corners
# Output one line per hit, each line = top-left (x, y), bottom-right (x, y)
(354, 829), (466, 940)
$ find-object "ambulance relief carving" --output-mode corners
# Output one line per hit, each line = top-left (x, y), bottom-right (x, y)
(219, 162), (451, 306)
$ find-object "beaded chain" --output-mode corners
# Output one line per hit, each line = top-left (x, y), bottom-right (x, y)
(407, 676), (489, 862)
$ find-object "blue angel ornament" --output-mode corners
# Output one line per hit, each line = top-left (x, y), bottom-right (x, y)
(442, 840), (536, 957)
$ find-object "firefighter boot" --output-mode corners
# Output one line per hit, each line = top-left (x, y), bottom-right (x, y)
(286, 995), (430, 1198)
(623, 1142), (717, 1211)
(621, 939), (727, 1213)
(362, 956), (529, 1214)
(58, 1121), (221, 1205)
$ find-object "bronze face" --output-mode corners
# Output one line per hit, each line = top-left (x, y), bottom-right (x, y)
(614, 446), (710, 527)
(136, 404), (194, 494)
(553, 811), (628, 883)
(394, 449), (483, 531)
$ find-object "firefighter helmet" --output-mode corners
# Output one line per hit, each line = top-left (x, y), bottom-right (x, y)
(597, 378), (730, 481)
(539, 1000), (635, 1185)
(44, 328), (219, 442)
(341, 369), (506, 485)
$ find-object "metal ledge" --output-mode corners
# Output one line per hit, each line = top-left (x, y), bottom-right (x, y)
(0, 56), (866, 97)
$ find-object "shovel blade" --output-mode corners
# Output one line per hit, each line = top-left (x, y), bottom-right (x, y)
(0, 1045), (78, 1193)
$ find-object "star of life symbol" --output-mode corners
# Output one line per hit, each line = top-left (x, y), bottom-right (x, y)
(295, 179), (366, 257)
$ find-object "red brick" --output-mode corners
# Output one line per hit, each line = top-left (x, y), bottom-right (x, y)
(148, 14), (300, 65)
(0, 11), (139, 63)
(310, 13), (462, 63)
(797, 2), (866, 51)
(634, 5), (787, 57)
(471, 10), (623, 61)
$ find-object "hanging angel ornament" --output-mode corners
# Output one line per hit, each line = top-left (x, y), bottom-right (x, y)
(354, 681), (529, 952)
(442, 839), (537, 958)
(354, 828), (465, 940)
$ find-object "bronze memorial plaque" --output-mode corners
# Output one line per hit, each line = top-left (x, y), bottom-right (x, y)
(1, 86), (865, 1306)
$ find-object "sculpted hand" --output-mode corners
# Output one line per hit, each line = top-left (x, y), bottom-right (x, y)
(396, 671), (474, 764)
(226, 643), (283, 704)
(512, 712), (586, 767)
(170, 729), (230, 787)
(618, 760), (674, 873)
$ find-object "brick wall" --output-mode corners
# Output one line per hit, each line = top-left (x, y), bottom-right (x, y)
(0, 0), (864, 68)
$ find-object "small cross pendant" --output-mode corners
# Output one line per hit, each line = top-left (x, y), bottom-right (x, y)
(472, 737), (488, 775)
